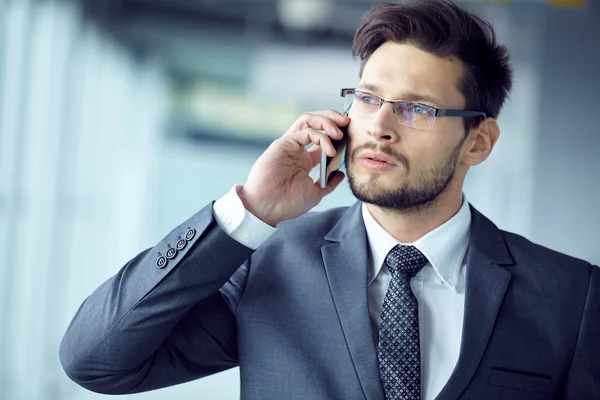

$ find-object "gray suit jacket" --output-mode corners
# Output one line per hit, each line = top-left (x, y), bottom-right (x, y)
(60, 201), (600, 399)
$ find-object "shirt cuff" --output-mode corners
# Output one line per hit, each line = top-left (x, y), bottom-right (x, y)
(213, 185), (277, 250)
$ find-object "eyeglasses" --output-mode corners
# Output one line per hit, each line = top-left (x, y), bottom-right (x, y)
(340, 88), (486, 130)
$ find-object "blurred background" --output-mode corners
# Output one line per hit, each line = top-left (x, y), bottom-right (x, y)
(0, 0), (598, 399)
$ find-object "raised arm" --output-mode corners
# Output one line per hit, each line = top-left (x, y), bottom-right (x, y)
(59, 204), (253, 394)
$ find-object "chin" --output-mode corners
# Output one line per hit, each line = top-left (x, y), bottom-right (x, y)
(348, 170), (398, 197)
(351, 166), (406, 187)
(347, 166), (452, 212)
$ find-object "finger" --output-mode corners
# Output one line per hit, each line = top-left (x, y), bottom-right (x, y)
(308, 110), (351, 127)
(292, 113), (348, 140)
(294, 116), (342, 140)
(289, 128), (336, 157)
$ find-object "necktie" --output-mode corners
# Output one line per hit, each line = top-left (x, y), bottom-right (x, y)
(378, 245), (428, 400)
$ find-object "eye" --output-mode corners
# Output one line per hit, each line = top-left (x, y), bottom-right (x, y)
(411, 104), (431, 115)
(357, 93), (379, 105)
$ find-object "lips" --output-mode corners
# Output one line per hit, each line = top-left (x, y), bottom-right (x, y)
(359, 151), (397, 166)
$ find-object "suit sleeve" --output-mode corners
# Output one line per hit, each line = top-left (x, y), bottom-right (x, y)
(563, 264), (600, 398)
(59, 203), (254, 394)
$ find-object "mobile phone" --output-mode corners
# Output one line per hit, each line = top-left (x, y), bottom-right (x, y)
(319, 113), (348, 189)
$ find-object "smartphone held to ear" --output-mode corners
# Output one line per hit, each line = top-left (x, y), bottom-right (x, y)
(319, 123), (348, 189)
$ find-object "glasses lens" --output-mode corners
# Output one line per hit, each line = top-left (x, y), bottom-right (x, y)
(342, 90), (354, 113)
(350, 91), (381, 117)
(395, 102), (436, 130)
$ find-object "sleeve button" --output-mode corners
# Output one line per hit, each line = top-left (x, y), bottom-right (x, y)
(241, 231), (249, 239)
(166, 247), (177, 259)
(156, 256), (167, 269)
(185, 228), (196, 241)
(176, 239), (187, 251)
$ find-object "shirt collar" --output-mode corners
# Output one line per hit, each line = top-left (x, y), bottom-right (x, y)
(362, 197), (471, 292)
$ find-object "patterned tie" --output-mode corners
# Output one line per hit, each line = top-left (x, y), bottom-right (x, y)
(378, 245), (429, 400)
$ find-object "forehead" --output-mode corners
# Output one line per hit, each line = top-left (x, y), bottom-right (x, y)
(360, 41), (465, 107)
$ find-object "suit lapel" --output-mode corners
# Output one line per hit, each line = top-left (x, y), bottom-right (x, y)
(436, 206), (514, 400)
(320, 203), (515, 400)
(321, 202), (385, 400)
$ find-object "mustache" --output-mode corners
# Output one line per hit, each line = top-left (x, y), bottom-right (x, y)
(350, 143), (410, 170)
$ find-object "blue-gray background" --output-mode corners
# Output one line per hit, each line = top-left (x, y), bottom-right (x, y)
(0, 0), (598, 399)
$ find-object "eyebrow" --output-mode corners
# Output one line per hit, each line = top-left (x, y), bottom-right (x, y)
(356, 82), (444, 107)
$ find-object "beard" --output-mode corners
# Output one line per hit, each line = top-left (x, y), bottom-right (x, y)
(346, 139), (464, 213)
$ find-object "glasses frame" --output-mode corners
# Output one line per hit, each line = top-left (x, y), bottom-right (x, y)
(340, 88), (486, 127)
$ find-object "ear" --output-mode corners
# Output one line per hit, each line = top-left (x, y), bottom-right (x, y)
(461, 118), (500, 166)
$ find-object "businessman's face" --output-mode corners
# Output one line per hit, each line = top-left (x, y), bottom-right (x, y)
(345, 41), (470, 211)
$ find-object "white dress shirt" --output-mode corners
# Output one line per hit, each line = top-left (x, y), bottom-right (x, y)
(212, 185), (277, 250)
(213, 185), (471, 400)
(362, 201), (470, 399)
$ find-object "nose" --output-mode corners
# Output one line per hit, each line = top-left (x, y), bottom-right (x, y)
(368, 102), (399, 143)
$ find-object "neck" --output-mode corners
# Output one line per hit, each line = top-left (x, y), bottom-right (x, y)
(365, 183), (464, 243)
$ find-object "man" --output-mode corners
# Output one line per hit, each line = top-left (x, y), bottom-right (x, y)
(60, 0), (599, 399)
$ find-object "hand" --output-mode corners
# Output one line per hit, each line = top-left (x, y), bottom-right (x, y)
(239, 110), (349, 227)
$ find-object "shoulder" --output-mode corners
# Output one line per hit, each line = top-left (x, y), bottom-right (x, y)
(469, 204), (594, 273)
(500, 229), (594, 274)
(248, 205), (354, 270)
(251, 204), (356, 256)
(276, 205), (351, 241)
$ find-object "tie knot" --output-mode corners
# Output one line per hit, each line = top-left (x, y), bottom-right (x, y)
(385, 245), (428, 279)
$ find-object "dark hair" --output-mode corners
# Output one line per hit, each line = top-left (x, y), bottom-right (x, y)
(352, 0), (513, 131)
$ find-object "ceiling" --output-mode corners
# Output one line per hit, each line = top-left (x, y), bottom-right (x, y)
(81, 0), (594, 81)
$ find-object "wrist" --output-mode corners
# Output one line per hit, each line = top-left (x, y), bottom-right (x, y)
(237, 185), (280, 227)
